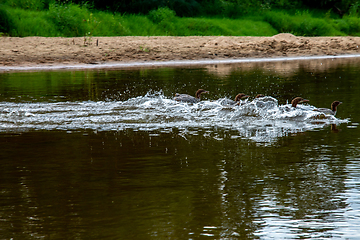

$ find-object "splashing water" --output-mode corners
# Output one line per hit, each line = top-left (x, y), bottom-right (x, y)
(0, 91), (348, 142)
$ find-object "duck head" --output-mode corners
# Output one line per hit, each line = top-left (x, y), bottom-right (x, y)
(195, 89), (209, 99)
(291, 97), (309, 108)
(331, 101), (342, 111)
(234, 93), (250, 102)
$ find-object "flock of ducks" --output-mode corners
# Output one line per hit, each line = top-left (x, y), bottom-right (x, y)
(174, 89), (342, 116)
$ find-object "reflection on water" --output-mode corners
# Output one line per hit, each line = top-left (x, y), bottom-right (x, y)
(1, 57), (360, 239)
(1, 129), (360, 239)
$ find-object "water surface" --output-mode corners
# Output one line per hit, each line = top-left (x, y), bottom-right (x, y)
(1, 57), (360, 239)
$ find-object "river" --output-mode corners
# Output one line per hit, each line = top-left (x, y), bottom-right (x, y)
(1, 57), (359, 239)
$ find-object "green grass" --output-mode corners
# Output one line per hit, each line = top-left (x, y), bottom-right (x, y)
(334, 16), (360, 36)
(169, 18), (278, 36)
(120, 15), (162, 36)
(2, 2), (360, 37)
(1, 0), (49, 11)
(88, 12), (130, 36)
(47, 3), (89, 37)
(1, 3), (279, 37)
(7, 7), (58, 37)
(263, 10), (345, 36)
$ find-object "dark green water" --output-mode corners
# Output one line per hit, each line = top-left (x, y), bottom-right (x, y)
(1, 57), (360, 239)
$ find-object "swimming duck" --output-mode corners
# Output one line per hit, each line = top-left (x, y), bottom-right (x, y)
(235, 93), (250, 102)
(314, 101), (342, 116)
(174, 89), (209, 103)
(291, 97), (309, 108)
(218, 93), (249, 106)
(235, 93), (250, 105)
(255, 94), (265, 98)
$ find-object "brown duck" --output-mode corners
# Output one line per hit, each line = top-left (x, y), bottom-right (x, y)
(174, 89), (209, 103)
(314, 101), (342, 116)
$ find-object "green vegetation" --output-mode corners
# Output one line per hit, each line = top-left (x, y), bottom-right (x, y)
(263, 10), (344, 36)
(1, 0), (360, 37)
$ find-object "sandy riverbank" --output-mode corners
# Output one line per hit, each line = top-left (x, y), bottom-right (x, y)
(1, 34), (360, 68)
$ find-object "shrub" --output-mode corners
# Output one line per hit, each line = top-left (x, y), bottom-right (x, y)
(335, 16), (360, 36)
(349, 2), (360, 17)
(169, 0), (201, 17)
(89, 12), (130, 36)
(222, 0), (261, 19)
(0, 6), (14, 33)
(198, 0), (224, 17)
(120, 15), (162, 36)
(148, 7), (176, 24)
(47, 3), (89, 36)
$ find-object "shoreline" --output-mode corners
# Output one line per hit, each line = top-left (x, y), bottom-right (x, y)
(2, 54), (360, 72)
(2, 34), (360, 72)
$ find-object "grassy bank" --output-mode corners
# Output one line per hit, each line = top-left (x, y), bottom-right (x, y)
(1, 1), (360, 37)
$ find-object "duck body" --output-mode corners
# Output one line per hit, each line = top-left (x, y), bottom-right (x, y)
(174, 89), (209, 103)
(314, 101), (342, 116)
(174, 93), (199, 103)
(314, 108), (336, 115)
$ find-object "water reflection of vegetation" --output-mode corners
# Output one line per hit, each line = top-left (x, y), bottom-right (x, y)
(1, 126), (356, 239)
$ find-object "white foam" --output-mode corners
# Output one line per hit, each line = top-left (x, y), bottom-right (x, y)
(0, 92), (348, 142)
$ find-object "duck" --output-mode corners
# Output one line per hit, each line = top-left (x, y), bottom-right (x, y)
(291, 97), (309, 108)
(235, 93), (250, 105)
(314, 101), (342, 116)
(218, 93), (249, 106)
(235, 93), (250, 102)
(255, 94), (265, 98)
(174, 89), (209, 103)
